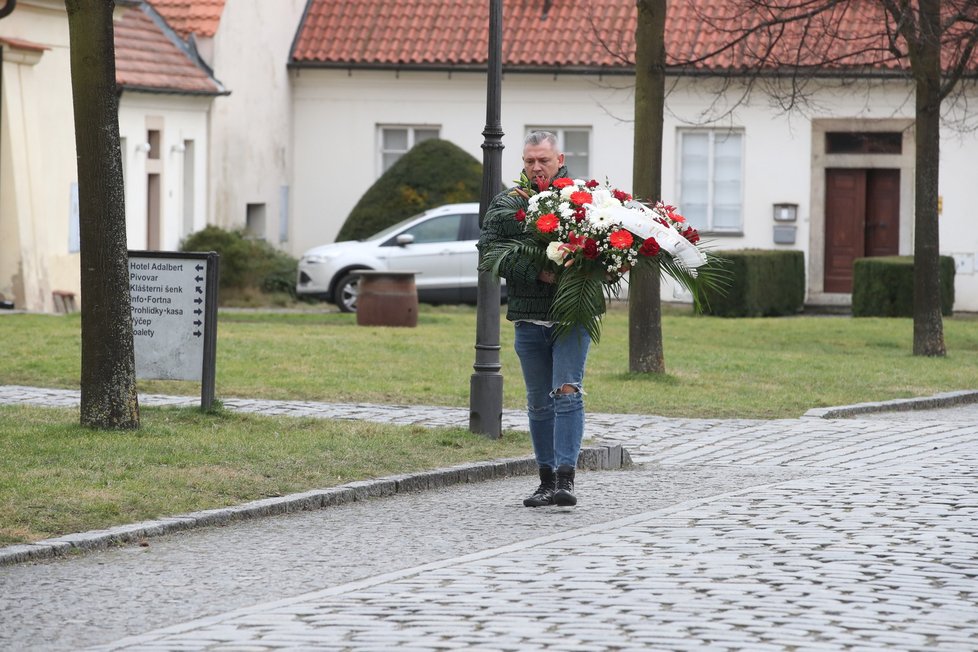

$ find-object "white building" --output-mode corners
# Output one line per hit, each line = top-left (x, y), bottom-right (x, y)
(4, 0), (976, 312)
(286, 0), (978, 311)
(0, 0), (224, 312)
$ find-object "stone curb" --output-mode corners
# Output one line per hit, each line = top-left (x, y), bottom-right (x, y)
(0, 444), (631, 567)
(802, 389), (978, 419)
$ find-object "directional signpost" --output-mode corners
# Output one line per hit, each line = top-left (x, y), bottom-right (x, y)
(127, 250), (220, 410)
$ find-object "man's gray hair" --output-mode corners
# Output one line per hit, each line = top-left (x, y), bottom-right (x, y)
(524, 130), (559, 149)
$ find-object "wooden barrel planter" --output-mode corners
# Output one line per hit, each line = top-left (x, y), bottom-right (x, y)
(355, 270), (419, 327)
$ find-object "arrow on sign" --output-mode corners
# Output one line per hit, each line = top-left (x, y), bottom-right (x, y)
(194, 309), (203, 315)
(195, 287), (203, 294)
(194, 320), (202, 327)
(195, 276), (203, 282)
(194, 331), (202, 337)
(196, 264), (204, 271)
(194, 297), (203, 305)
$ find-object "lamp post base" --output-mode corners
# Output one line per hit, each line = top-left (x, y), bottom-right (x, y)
(469, 372), (503, 438)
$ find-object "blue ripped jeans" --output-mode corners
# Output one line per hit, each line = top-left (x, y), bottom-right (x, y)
(513, 321), (590, 470)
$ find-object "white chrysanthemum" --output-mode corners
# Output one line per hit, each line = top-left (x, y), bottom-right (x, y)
(585, 205), (617, 229)
(560, 206), (576, 219)
(546, 241), (566, 264)
(559, 185), (577, 201)
(528, 190), (554, 208)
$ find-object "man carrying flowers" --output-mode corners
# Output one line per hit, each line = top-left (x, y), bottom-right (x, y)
(477, 130), (599, 508)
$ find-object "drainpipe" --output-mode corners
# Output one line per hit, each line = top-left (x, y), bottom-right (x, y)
(0, 2), (12, 308)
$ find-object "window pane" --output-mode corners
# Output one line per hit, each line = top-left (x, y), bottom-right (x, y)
(564, 154), (589, 179)
(563, 130), (589, 155)
(713, 133), (742, 229)
(383, 128), (408, 151)
(682, 203), (709, 230)
(415, 129), (439, 143)
(563, 130), (590, 178)
(712, 205), (741, 229)
(681, 133), (710, 180)
(382, 152), (401, 172)
(680, 132), (709, 228)
(826, 131), (902, 154)
(404, 215), (461, 243)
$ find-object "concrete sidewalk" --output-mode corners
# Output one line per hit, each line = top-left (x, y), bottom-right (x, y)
(1, 387), (977, 650)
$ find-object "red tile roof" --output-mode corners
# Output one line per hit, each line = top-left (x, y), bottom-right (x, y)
(145, 0), (226, 39)
(290, 0), (977, 75)
(115, 4), (225, 95)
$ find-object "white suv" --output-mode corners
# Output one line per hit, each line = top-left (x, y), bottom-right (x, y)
(297, 203), (501, 312)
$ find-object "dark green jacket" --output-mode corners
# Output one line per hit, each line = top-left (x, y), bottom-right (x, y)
(477, 166), (570, 321)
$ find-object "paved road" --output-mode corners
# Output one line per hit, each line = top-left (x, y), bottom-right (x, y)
(1, 386), (977, 651)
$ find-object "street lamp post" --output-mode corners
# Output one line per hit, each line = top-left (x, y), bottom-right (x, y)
(469, 0), (504, 438)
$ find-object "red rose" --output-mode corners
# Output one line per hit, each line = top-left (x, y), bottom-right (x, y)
(583, 238), (599, 259)
(639, 237), (660, 257)
(536, 213), (560, 233)
(515, 209), (526, 222)
(574, 207), (586, 222)
(585, 179), (600, 188)
(609, 229), (634, 249)
(570, 190), (593, 207)
(552, 177), (574, 189)
(682, 226), (700, 244)
(612, 189), (633, 202)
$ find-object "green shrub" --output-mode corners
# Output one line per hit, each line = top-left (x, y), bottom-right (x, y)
(701, 249), (805, 317)
(336, 139), (482, 241)
(180, 226), (299, 298)
(852, 255), (955, 317)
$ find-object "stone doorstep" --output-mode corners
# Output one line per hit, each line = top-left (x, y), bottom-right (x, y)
(0, 444), (631, 566)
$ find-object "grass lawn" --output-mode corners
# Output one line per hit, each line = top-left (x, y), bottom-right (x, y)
(1, 303), (977, 545)
(3, 303), (976, 419)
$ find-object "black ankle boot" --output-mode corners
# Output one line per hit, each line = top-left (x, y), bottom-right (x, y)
(553, 465), (577, 506)
(523, 467), (556, 507)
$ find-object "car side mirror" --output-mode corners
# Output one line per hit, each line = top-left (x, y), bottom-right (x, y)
(395, 234), (415, 246)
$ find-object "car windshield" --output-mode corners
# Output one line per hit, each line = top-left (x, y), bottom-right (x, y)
(365, 212), (428, 241)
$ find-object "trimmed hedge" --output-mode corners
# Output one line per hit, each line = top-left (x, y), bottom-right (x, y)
(180, 226), (299, 297)
(701, 249), (805, 317)
(852, 255), (955, 317)
(336, 139), (482, 242)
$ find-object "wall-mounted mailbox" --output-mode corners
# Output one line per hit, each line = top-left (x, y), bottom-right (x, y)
(773, 225), (797, 244)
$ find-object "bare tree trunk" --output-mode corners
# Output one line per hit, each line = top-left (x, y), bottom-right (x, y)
(629, 0), (667, 374)
(66, 0), (140, 427)
(910, 0), (946, 357)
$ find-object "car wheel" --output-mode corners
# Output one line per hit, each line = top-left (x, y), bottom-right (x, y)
(334, 272), (362, 313)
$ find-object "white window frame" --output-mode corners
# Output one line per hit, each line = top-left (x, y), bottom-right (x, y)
(526, 126), (591, 179)
(377, 125), (441, 175)
(676, 128), (745, 233)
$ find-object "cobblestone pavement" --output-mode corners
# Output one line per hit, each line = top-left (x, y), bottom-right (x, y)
(1, 386), (977, 651)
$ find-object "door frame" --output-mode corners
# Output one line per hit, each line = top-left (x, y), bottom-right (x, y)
(808, 118), (915, 305)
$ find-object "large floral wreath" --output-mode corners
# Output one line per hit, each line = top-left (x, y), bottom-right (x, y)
(480, 172), (728, 342)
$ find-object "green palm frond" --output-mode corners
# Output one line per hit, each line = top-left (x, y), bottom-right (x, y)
(484, 192), (527, 224)
(479, 238), (547, 276)
(652, 251), (732, 313)
(551, 267), (606, 343)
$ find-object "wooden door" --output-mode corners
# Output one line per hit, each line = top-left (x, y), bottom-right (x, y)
(824, 169), (865, 293)
(824, 168), (900, 293)
(865, 169), (900, 257)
